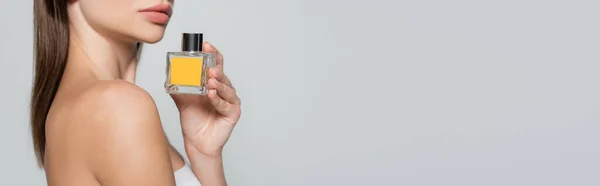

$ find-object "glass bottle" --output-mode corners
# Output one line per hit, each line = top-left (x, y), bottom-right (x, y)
(165, 33), (216, 95)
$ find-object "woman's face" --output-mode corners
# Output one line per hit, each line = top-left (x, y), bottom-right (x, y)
(77, 0), (174, 43)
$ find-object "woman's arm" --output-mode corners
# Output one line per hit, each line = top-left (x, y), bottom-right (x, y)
(171, 42), (241, 186)
(78, 81), (176, 186)
(185, 143), (227, 186)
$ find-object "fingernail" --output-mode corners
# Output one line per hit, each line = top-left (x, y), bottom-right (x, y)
(208, 89), (215, 98)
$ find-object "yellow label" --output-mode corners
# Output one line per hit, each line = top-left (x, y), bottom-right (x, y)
(170, 57), (203, 86)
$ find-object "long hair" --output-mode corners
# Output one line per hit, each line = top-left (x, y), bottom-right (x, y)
(31, 0), (144, 168)
(31, 0), (69, 167)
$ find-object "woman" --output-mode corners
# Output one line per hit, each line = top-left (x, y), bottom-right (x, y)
(31, 0), (241, 185)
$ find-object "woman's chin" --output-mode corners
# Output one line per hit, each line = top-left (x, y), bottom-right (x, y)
(139, 34), (165, 44)
(136, 27), (167, 44)
(143, 37), (163, 44)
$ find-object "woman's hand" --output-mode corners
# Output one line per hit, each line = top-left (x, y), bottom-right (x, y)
(170, 42), (241, 158)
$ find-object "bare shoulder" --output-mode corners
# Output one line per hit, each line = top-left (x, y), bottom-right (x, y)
(66, 80), (175, 185)
(49, 80), (161, 141)
(71, 80), (162, 140)
(76, 80), (157, 118)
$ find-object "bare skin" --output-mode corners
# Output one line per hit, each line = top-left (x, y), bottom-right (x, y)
(42, 1), (240, 186)
(46, 80), (184, 186)
(44, 41), (237, 186)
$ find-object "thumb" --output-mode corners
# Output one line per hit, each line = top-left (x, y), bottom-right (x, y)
(203, 42), (218, 53)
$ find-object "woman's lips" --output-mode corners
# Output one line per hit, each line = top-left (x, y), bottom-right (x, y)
(139, 4), (172, 25)
(140, 11), (170, 24)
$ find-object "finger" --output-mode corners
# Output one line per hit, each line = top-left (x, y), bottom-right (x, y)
(208, 68), (233, 87)
(209, 78), (240, 105)
(208, 89), (229, 114)
(203, 42), (224, 70)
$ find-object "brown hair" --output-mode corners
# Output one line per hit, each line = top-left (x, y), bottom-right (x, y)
(31, 1), (144, 168)
(31, 0), (69, 167)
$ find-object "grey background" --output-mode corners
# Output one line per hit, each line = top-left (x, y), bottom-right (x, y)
(1, 0), (600, 185)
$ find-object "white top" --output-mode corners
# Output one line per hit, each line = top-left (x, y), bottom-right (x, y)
(174, 164), (201, 186)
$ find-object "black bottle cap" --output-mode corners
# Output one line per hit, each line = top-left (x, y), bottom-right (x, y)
(181, 33), (203, 52)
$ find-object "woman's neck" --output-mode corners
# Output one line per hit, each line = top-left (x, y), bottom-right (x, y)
(67, 29), (139, 83)
(65, 2), (140, 83)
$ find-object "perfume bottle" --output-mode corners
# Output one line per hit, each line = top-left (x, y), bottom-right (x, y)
(165, 33), (216, 95)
